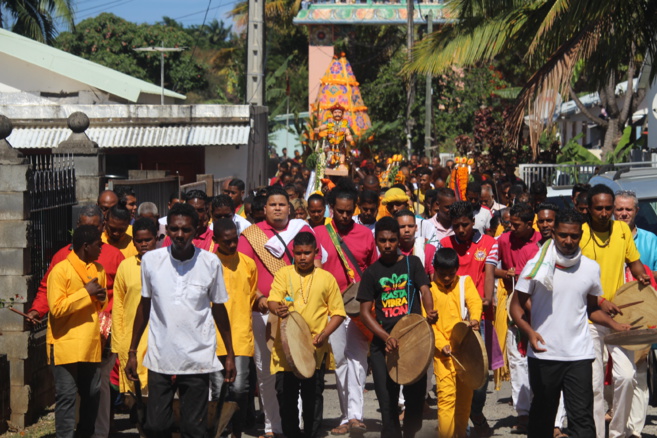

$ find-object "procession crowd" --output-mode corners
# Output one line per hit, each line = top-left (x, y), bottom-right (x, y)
(33, 153), (657, 438)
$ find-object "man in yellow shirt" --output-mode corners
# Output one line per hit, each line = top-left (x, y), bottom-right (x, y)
(580, 184), (651, 438)
(268, 232), (346, 438)
(211, 218), (267, 438)
(102, 205), (138, 258)
(111, 218), (158, 395)
(431, 248), (482, 438)
(47, 224), (108, 437)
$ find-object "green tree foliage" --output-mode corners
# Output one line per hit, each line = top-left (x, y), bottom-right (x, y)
(55, 13), (207, 94)
(0, 0), (74, 44)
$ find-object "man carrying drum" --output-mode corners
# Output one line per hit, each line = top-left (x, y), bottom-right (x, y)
(357, 217), (437, 438)
(313, 179), (377, 435)
(268, 232), (346, 438)
(510, 208), (632, 438)
(580, 184), (651, 438)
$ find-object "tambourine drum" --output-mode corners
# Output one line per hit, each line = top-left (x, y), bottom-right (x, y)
(386, 314), (434, 385)
(611, 281), (657, 350)
(605, 328), (657, 347)
(451, 321), (488, 390)
(280, 311), (316, 379)
(342, 282), (361, 317)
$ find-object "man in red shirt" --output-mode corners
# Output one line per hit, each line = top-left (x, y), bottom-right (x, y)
(495, 202), (542, 434)
(27, 204), (124, 438)
(438, 201), (497, 436)
(314, 181), (378, 435)
(162, 190), (214, 251)
(237, 186), (319, 438)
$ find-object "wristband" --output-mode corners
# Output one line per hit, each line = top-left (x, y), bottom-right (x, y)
(599, 297), (606, 304)
(128, 349), (138, 354)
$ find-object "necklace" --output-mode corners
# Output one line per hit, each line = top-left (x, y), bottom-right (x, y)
(297, 268), (315, 305)
(591, 223), (612, 248)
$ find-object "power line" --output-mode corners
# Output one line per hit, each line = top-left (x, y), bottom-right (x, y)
(77, 0), (136, 19)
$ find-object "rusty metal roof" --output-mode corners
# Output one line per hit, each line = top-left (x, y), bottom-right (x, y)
(8, 125), (251, 149)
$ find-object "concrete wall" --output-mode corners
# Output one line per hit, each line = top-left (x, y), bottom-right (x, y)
(205, 145), (250, 186)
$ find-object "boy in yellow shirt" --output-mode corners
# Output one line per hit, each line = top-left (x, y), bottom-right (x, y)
(268, 232), (346, 438)
(112, 217), (158, 395)
(47, 224), (108, 437)
(431, 247), (483, 438)
(210, 218), (267, 438)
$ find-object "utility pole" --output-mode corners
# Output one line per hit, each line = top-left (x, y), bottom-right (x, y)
(133, 44), (186, 105)
(405, 0), (415, 159)
(246, 0), (265, 105)
(424, 10), (433, 154)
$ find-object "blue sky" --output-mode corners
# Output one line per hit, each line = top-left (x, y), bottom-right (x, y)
(73, 0), (237, 27)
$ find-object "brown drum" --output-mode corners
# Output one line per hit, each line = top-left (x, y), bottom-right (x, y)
(342, 282), (361, 317)
(451, 321), (488, 390)
(611, 281), (657, 350)
(386, 314), (434, 385)
(280, 311), (316, 379)
(605, 328), (657, 347)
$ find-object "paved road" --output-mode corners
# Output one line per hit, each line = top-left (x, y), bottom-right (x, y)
(110, 372), (657, 437)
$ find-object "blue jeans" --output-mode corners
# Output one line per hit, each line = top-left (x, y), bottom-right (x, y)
(209, 356), (250, 436)
(51, 361), (101, 438)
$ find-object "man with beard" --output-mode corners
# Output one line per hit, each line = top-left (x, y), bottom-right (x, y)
(103, 205), (138, 258)
(536, 203), (559, 246)
(580, 185), (651, 438)
(125, 203), (235, 437)
(314, 180), (377, 435)
(237, 186), (319, 438)
(510, 208), (631, 438)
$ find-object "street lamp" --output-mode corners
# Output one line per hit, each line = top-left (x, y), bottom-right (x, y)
(134, 44), (187, 105)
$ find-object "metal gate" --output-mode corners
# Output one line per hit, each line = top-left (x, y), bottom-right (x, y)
(28, 154), (77, 330)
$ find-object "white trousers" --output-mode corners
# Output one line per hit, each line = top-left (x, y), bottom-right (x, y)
(590, 323), (636, 438)
(92, 352), (116, 438)
(507, 328), (531, 416)
(253, 311), (282, 434)
(628, 357), (649, 436)
(329, 316), (369, 424)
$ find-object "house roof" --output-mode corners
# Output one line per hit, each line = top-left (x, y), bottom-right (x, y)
(0, 28), (186, 103)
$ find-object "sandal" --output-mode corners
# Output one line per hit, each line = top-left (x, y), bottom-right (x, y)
(348, 419), (366, 432)
(331, 424), (350, 435)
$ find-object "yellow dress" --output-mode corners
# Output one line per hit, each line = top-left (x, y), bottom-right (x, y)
(215, 252), (258, 357)
(430, 276), (483, 438)
(111, 256), (148, 393)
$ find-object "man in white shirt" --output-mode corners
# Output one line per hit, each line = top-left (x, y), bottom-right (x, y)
(210, 194), (252, 236)
(466, 181), (492, 235)
(509, 208), (630, 438)
(125, 202), (235, 437)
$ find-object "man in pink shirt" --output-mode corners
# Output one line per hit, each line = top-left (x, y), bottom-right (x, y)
(162, 190), (213, 251)
(237, 186), (319, 438)
(496, 202), (542, 434)
(314, 181), (378, 435)
(430, 188), (456, 242)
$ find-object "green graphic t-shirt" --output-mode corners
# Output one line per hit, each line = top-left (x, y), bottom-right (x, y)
(357, 255), (430, 337)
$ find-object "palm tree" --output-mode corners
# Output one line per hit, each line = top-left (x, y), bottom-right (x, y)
(406, 0), (657, 159)
(1, 0), (75, 44)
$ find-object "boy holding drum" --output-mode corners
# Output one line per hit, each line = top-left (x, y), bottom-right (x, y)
(431, 247), (483, 438)
(268, 232), (346, 438)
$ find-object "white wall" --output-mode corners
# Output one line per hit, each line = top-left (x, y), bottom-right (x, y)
(205, 145), (250, 186)
(649, 79), (657, 150)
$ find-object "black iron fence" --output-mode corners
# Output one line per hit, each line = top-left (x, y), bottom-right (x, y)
(28, 154), (77, 330)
